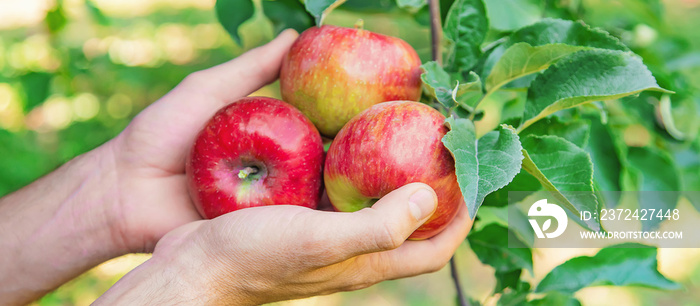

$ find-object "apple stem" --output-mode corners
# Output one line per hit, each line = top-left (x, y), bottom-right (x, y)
(237, 166), (258, 179)
(354, 19), (364, 30)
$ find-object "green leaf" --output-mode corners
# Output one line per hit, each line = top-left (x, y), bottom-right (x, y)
(482, 169), (541, 207)
(440, 0), (458, 23)
(421, 63), (482, 111)
(529, 292), (581, 306)
(442, 118), (523, 218)
(485, 43), (588, 93)
(468, 224), (533, 273)
(680, 146), (700, 209)
(683, 165), (700, 210)
(396, 0), (426, 11)
(495, 269), (522, 293)
(497, 281), (531, 306)
(341, 0), (397, 11)
(519, 49), (671, 131)
(443, 0), (488, 72)
(473, 205), (509, 229)
(86, 0), (110, 25)
(262, 0), (314, 35)
(216, 0), (313, 46)
(483, 0), (541, 31)
(476, 205), (535, 247)
(215, 0), (255, 45)
(19, 72), (52, 112)
(481, 18), (628, 78)
(655, 95), (685, 140)
(499, 97), (525, 126)
(443, 118), (478, 215)
(509, 18), (629, 52)
(582, 0), (663, 29)
(585, 114), (623, 208)
(536, 243), (680, 293)
(421, 61), (456, 109)
(475, 126), (525, 203)
(655, 95), (700, 142)
(626, 147), (681, 231)
(305, 0), (346, 25)
(454, 71), (483, 108)
(45, 3), (67, 33)
(521, 135), (600, 231)
(520, 117), (591, 148)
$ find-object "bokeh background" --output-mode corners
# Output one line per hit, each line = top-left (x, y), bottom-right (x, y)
(1, 0), (700, 305)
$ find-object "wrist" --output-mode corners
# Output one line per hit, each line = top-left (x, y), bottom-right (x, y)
(56, 140), (129, 258)
(0, 141), (127, 304)
(95, 257), (199, 305)
(97, 236), (251, 305)
(99, 137), (136, 254)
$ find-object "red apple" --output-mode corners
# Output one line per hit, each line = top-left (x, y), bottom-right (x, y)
(324, 101), (462, 239)
(280, 25), (422, 138)
(186, 97), (324, 219)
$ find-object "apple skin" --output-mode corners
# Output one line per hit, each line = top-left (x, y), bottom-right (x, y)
(186, 97), (324, 219)
(280, 25), (422, 138)
(324, 101), (462, 239)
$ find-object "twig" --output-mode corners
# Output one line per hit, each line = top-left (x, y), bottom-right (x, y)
(429, 1), (468, 305)
(429, 0), (443, 64)
(450, 256), (469, 306)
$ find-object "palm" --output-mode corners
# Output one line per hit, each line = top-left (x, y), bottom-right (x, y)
(115, 172), (197, 252)
(113, 92), (210, 251)
(109, 31), (298, 252)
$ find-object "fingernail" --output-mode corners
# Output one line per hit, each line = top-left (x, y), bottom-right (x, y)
(279, 28), (299, 39)
(408, 188), (437, 220)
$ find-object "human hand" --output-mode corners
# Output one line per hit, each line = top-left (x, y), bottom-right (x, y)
(105, 30), (300, 253)
(0, 34), (300, 304)
(96, 183), (473, 305)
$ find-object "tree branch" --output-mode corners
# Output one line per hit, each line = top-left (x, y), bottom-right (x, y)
(430, 1), (468, 305)
(429, 0), (443, 64)
(450, 256), (469, 306)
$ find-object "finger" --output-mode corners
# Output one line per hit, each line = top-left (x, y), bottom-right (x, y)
(365, 202), (473, 280)
(176, 29), (299, 102)
(310, 183), (438, 265)
(305, 203), (472, 293)
(124, 30), (298, 172)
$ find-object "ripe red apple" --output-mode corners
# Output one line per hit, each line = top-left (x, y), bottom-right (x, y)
(324, 101), (462, 239)
(186, 97), (324, 219)
(280, 25), (422, 137)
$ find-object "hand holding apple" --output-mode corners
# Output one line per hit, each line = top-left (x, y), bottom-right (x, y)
(107, 30), (301, 253)
(0, 30), (308, 305)
(97, 183), (473, 305)
(324, 101), (463, 239)
(106, 26), (466, 306)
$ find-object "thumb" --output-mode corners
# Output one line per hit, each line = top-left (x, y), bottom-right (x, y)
(372, 182), (438, 226)
(320, 183), (438, 263)
(175, 28), (299, 102)
(124, 29), (299, 172)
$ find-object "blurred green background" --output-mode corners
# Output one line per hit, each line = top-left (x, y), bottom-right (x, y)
(1, 0), (700, 305)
